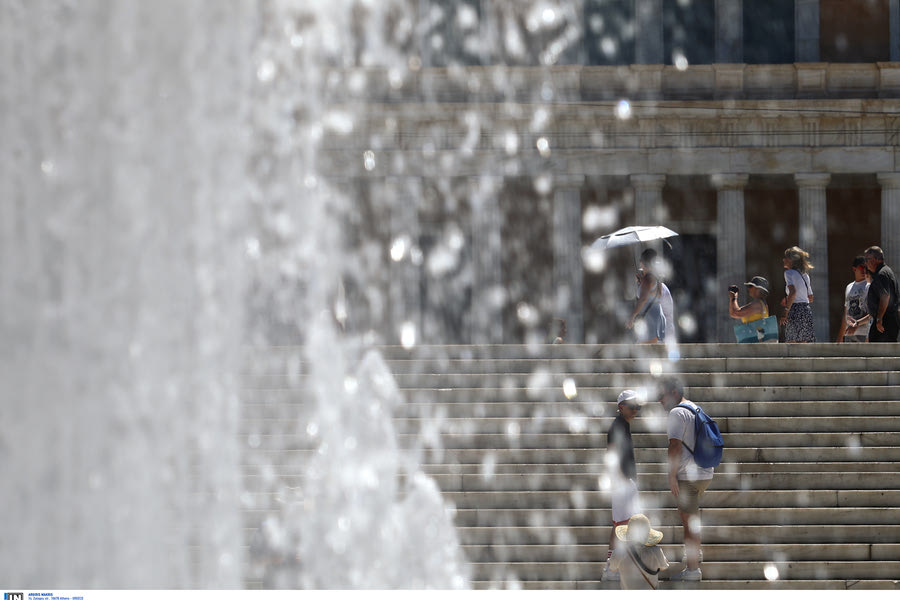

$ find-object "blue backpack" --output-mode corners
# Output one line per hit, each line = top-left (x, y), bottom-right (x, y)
(677, 403), (724, 468)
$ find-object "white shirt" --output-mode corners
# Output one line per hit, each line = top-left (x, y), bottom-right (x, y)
(667, 399), (715, 481)
(845, 279), (871, 336)
(784, 269), (812, 303)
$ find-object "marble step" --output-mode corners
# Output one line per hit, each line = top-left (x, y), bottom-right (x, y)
(458, 543), (900, 563)
(239, 416), (900, 439)
(243, 385), (900, 404)
(385, 371), (900, 389)
(424, 471), (900, 492)
(448, 507), (900, 527)
(371, 343), (900, 360)
(476, 579), (900, 590)
(413, 461), (900, 475)
(385, 415), (900, 434)
(457, 524), (900, 545)
(439, 489), (900, 510)
(245, 370), (900, 389)
(240, 431), (900, 450)
(240, 446), (900, 465)
(466, 560), (900, 581)
(377, 356), (900, 375)
(238, 471), (900, 496)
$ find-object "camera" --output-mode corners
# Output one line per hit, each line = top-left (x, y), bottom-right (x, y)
(728, 285), (740, 294)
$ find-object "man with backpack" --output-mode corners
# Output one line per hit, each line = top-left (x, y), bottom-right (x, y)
(656, 377), (722, 582)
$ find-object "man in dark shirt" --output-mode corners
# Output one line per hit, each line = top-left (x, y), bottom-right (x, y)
(602, 389), (642, 582)
(865, 246), (900, 342)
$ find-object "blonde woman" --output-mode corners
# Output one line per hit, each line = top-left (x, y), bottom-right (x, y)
(779, 246), (815, 342)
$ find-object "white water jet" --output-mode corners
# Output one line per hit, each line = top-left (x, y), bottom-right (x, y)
(1, 0), (468, 589)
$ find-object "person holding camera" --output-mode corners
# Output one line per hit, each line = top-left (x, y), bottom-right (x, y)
(728, 276), (770, 323)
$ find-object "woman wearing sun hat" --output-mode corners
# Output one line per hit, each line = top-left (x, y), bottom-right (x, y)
(728, 275), (770, 323)
(608, 513), (669, 590)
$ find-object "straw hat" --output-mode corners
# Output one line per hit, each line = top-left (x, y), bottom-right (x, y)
(615, 513), (663, 547)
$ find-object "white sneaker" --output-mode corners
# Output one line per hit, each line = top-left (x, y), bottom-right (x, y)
(669, 567), (702, 581)
(602, 564), (620, 581)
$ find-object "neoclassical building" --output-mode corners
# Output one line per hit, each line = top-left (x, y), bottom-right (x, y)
(319, 0), (900, 344)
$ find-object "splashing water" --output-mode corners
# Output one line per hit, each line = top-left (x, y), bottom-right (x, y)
(1, 0), (469, 589)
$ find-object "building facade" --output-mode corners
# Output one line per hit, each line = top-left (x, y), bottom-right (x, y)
(320, 0), (900, 344)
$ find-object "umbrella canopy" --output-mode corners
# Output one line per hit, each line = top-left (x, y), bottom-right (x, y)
(590, 225), (679, 251)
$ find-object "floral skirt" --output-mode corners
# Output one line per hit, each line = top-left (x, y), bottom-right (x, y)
(785, 303), (816, 342)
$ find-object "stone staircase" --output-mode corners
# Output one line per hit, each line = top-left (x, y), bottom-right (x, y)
(241, 342), (900, 589)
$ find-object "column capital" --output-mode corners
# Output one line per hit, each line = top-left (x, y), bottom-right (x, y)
(553, 175), (585, 190)
(877, 172), (900, 189)
(794, 172), (831, 189)
(630, 173), (666, 191)
(712, 173), (749, 190)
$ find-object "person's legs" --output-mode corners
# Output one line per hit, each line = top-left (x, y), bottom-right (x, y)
(672, 479), (711, 579)
(606, 479), (640, 579)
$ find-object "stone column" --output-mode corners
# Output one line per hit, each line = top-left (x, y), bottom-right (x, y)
(552, 176), (585, 343)
(631, 173), (667, 276)
(386, 177), (423, 346)
(795, 0), (820, 62)
(877, 173), (900, 273)
(795, 173), (831, 342)
(715, 0), (743, 63)
(715, 173), (749, 343)
(471, 176), (504, 344)
(631, 173), (666, 225)
(635, 0), (664, 64)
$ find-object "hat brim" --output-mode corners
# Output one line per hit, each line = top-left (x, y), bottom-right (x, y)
(744, 282), (769, 293)
(615, 524), (664, 547)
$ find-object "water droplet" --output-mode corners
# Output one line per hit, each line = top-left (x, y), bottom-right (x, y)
(256, 59), (276, 83)
(480, 452), (496, 482)
(504, 131), (519, 155)
(390, 236), (409, 262)
(400, 321), (416, 349)
(516, 302), (539, 326)
(388, 68), (404, 90)
(615, 99), (632, 120)
(457, 4), (478, 29)
(363, 150), (376, 171)
(542, 8), (557, 25)
(583, 205), (617, 232)
(601, 36), (617, 58)
(245, 237), (260, 259)
(534, 174), (552, 194)
(582, 247), (607, 274)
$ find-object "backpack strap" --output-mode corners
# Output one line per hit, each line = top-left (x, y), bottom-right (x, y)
(675, 403), (700, 455)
